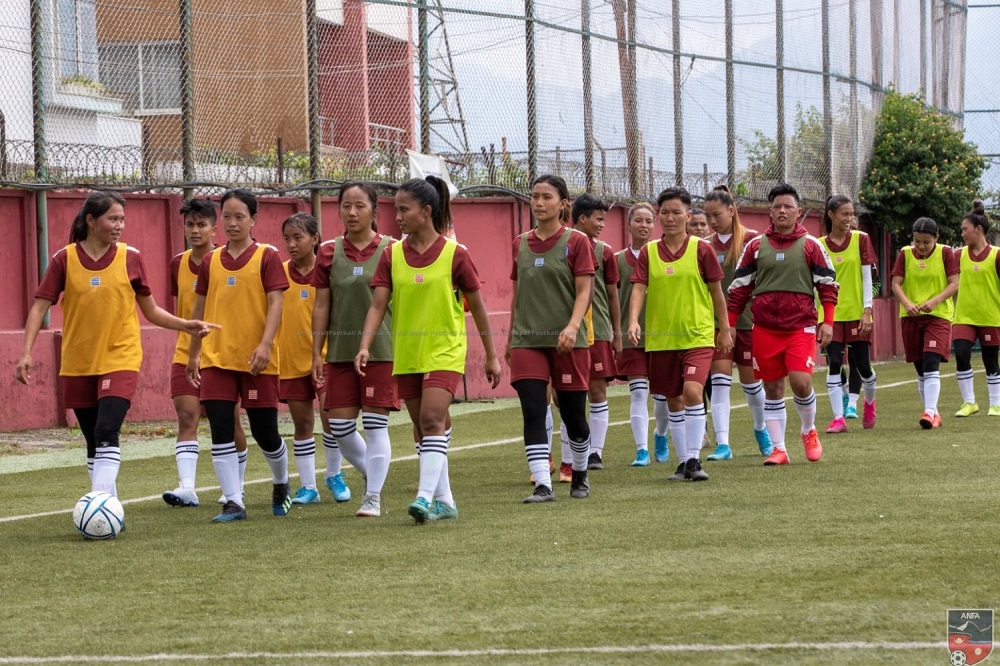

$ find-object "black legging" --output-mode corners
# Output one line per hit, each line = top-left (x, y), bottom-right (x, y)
(954, 339), (1000, 375)
(827, 341), (873, 379)
(513, 379), (590, 444)
(914, 352), (943, 377)
(73, 396), (131, 458)
(203, 401), (282, 452)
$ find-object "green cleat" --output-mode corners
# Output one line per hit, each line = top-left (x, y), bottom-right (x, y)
(955, 402), (979, 417)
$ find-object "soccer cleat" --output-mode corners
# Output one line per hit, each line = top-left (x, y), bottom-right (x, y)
(863, 400), (877, 429)
(162, 486), (199, 507)
(569, 470), (590, 498)
(428, 500), (458, 521)
(211, 500), (247, 523)
(325, 472), (351, 502)
(955, 402), (979, 417)
(523, 484), (556, 503)
(559, 462), (572, 483)
(825, 417), (848, 434)
(587, 452), (604, 470)
(653, 432), (670, 462)
(802, 429), (823, 462)
(763, 448), (790, 465)
(666, 462), (687, 481)
(291, 486), (320, 505)
(408, 497), (432, 523)
(844, 405), (859, 419)
(631, 449), (650, 467)
(706, 444), (732, 461)
(920, 411), (942, 429)
(753, 428), (774, 457)
(356, 494), (382, 517)
(218, 488), (245, 505)
(272, 483), (293, 516)
(989, 405), (1000, 417)
(684, 457), (709, 481)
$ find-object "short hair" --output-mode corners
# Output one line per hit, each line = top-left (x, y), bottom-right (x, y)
(180, 198), (217, 221)
(768, 183), (800, 205)
(690, 207), (705, 217)
(572, 193), (610, 224)
(656, 187), (692, 208)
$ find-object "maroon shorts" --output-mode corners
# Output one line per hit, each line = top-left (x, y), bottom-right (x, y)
(752, 327), (818, 382)
(711, 329), (755, 367)
(647, 348), (713, 398)
(279, 375), (322, 403)
(324, 361), (400, 410)
(396, 371), (463, 401)
(831, 320), (872, 344)
(509, 347), (591, 391)
(199, 367), (279, 408)
(170, 363), (199, 398)
(953, 324), (1000, 347)
(616, 348), (648, 378)
(901, 316), (952, 363)
(62, 371), (139, 409)
(589, 341), (617, 380)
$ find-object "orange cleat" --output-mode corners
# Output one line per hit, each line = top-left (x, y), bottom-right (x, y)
(559, 462), (573, 483)
(763, 448), (790, 465)
(802, 428), (823, 462)
(919, 412), (942, 429)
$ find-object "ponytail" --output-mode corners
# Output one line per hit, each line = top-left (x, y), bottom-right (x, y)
(69, 191), (126, 243)
(399, 176), (452, 234)
(704, 184), (743, 268)
(824, 194), (852, 236)
(964, 199), (990, 235)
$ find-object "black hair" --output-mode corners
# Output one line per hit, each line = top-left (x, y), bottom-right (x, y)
(768, 183), (800, 205)
(282, 212), (321, 254)
(656, 187), (692, 208)
(705, 184), (745, 268)
(571, 193), (610, 225)
(69, 191), (126, 243)
(690, 207), (705, 216)
(179, 197), (217, 223)
(963, 200), (990, 235)
(531, 174), (571, 222)
(912, 217), (939, 236)
(398, 176), (452, 234)
(823, 195), (852, 235)
(340, 181), (379, 232)
(220, 188), (258, 217)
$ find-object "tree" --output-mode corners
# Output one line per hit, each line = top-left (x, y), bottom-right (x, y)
(860, 90), (986, 245)
(739, 104), (829, 203)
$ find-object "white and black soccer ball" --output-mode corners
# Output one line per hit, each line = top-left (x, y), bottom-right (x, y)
(951, 650), (968, 666)
(73, 492), (125, 539)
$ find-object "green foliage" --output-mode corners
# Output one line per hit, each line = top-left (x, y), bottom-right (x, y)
(60, 74), (107, 94)
(739, 104), (829, 202)
(861, 90), (986, 245)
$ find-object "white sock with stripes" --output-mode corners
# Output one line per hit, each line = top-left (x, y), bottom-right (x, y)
(329, 419), (367, 478)
(862, 372), (877, 404)
(957, 369), (976, 404)
(175, 440), (199, 488)
(292, 438), (317, 490)
(322, 432), (342, 478)
(560, 422), (571, 465)
(260, 440), (289, 485)
(417, 435), (448, 502)
(741, 381), (767, 431)
(435, 428), (455, 506)
(764, 399), (787, 451)
(92, 446), (121, 496)
(709, 374), (731, 444)
(361, 412), (391, 495)
(827, 371), (845, 418)
(237, 449), (247, 487)
(211, 442), (242, 507)
(793, 391), (817, 435)
(924, 371), (941, 416)
(684, 404), (707, 459)
(544, 405), (554, 452)
(653, 394), (669, 437)
(589, 400), (609, 456)
(629, 379), (650, 450)
(668, 409), (687, 462)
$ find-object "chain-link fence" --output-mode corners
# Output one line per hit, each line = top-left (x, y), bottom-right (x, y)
(966, 3), (999, 209)
(0, 0), (974, 204)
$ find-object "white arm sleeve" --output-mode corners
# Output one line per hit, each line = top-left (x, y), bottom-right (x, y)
(862, 264), (873, 308)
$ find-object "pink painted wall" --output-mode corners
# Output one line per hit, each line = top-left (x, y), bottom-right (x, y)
(0, 189), (903, 431)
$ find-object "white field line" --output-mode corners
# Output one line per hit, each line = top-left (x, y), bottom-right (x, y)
(0, 641), (948, 663)
(0, 371), (969, 525)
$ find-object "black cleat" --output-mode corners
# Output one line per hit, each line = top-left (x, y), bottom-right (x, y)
(684, 457), (709, 481)
(587, 452), (604, 470)
(272, 482), (292, 516)
(667, 462), (687, 481)
(570, 470), (590, 498)
(523, 484), (556, 504)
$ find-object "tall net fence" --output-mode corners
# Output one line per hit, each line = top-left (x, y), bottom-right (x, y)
(0, 0), (976, 205)
(966, 3), (999, 208)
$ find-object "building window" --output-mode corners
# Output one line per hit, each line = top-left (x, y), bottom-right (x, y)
(99, 42), (181, 113)
(54, 0), (99, 81)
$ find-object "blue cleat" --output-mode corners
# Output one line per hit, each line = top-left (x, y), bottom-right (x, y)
(754, 428), (774, 457)
(844, 404), (859, 419)
(272, 483), (292, 516)
(631, 448), (651, 467)
(653, 432), (670, 463)
(408, 497), (432, 524)
(428, 500), (458, 521)
(325, 472), (351, 503)
(291, 486), (320, 505)
(211, 500), (247, 523)
(706, 443), (733, 460)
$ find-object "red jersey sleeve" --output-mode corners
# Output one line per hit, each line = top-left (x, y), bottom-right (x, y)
(697, 241), (725, 283)
(858, 232), (877, 265)
(995, 249), (1000, 278)
(126, 249), (153, 298)
(567, 232), (597, 277)
(311, 241), (335, 288)
(170, 253), (182, 299)
(370, 247), (392, 289)
(195, 255), (211, 296)
(890, 250), (907, 278)
(942, 246), (960, 276)
(601, 244), (619, 285)
(453, 246), (482, 293)
(259, 246), (289, 293)
(727, 236), (760, 317)
(510, 236), (521, 281)
(630, 244), (650, 286)
(34, 249), (69, 303)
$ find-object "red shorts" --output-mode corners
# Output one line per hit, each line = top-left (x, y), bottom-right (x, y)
(616, 348), (648, 378)
(324, 361), (400, 410)
(62, 371), (139, 409)
(278, 375), (323, 402)
(396, 371), (463, 401)
(901, 316), (952, 363)
(509, 347), (591, 391)
(199, 367), (279, 408)
(647, 348), (713, 398)
(170, 363), (199, 398)
(589, 341), (617, 380)
(953, 324), (1000, 347)
(751, 326), (819, 382)
(831, 320), (872, 344)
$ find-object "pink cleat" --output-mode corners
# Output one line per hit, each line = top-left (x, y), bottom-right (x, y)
(825, 417), (848, 434)
(863, 400), (877, 429)
(802, 429), (823, 462)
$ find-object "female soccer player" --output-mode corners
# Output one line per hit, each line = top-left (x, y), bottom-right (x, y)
(313, 182), (398, 518)
(818, 195), (878, 433)
(952, 201), (1000, 417)
(357, 176), (501, 523)
(890, 217), (959, 429)
(687, 207), (711, 239)
(187, 189), (292, 522)
(509, 175), (595, 503)
(702, 185), (772, 460)
(16, 192), (216, 498)
(628, 187), (731, 482)
(162, 198), (248, 508)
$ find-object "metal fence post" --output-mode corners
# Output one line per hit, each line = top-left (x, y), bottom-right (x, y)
(581, 0), (594, 192)
(31, 0), (49, 299)
(306, 0), (322, 229)
(179, 0), (194, 199)
(525, 0), (538, 184)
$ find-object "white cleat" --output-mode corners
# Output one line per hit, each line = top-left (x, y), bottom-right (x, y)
(163, 486), (200, 507)
(356, 494), (382, 517)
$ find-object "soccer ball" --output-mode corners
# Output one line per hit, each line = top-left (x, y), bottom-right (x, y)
(73, 492), (125, 539)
